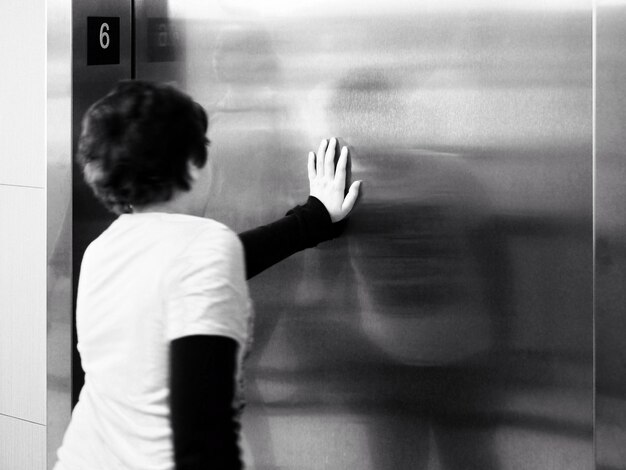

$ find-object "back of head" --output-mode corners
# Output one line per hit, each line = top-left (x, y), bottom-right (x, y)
(77, 80), (209, 214)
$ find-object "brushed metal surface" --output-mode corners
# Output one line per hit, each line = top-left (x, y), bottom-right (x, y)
(0, 414), (46, 470)
(47, 0), (73, 465)
(0, 185), (46, 423)
(596, 2), (626, 469)
(133, 2), (593, 468)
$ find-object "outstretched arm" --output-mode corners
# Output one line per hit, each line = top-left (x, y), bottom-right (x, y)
(239, 138), (361, 279)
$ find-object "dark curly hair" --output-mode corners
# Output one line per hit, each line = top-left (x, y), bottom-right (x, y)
(77, 80), (209, 214)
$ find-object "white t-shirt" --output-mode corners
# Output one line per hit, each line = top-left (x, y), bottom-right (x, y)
(54, 212), (252, 470)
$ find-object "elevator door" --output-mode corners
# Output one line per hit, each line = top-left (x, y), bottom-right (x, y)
(133, 2), (593, 469)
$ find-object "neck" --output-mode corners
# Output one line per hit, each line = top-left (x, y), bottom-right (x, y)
(132, 191), (199, 216)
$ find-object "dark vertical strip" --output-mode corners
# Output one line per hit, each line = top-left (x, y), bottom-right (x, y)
(591, 4), (597, 465)
(131, 0), (136, 79)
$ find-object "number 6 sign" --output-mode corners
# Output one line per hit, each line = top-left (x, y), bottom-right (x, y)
(87, 17), (120, 65)
(100, 23), (110, 49)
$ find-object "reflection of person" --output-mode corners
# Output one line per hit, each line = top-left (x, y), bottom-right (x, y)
(319, 68), (497, 362)
(311, 68), (507, 469)
(53, 80), (360, 470)
(207, 26), (316, 466)
(206, 24), (292, 232)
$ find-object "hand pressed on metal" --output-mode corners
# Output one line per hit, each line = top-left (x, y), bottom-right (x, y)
(308, 138), (361, 223)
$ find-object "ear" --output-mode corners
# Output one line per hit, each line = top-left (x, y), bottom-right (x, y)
(187, 160), (201, 182)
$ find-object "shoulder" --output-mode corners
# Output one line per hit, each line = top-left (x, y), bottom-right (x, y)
(164, 216), (245, 285)
(178, 216), (243, 260)
(133, 212), (242, 255)
(84, 213), (239, 253)
(163, 217), (250, 344)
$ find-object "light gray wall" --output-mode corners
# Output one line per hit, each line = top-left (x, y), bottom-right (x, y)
(0, 0), (47, 468)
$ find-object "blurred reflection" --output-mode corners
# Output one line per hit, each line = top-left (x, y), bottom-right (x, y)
(324, 69), (504, 469)
(203, 24), (301, 231)
(331, 70), (495, 362)
(192, 23), (310, 465)
(145, 4), (592, 468)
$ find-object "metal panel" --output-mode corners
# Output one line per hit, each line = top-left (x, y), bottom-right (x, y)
(47, 0), (73, 465)
(135, 0), (184, 87)
(70, 0), (133, 402)
(0, 185), (46, 423)
(596, 2), (626, 469)
(0, 414), (46, 470)
(136, 2), (593, 468)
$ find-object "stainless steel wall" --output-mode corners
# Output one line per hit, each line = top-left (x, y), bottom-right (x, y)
(47, 0), (72, 465)
(133, 2), (593, 468)
(596, 2), (626, 469)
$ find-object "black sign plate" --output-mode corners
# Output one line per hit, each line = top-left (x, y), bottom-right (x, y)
(87, 17), (120, 66)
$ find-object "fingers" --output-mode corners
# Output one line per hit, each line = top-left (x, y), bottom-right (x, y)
(341, 180), (361, 216)
(308, 138), (360, 223)
(313, 138), (338, 178)
(324, 138), (337, 178)
(316, 139), (327, 175)
(307, 152), (316, 181)
(334, 146), (348, 187)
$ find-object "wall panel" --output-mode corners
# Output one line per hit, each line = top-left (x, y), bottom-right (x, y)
(0, 414), (45, 470)
(0, 0), (46, 188)
(0, 0), (48, 468)
(0, 185), (46, 424)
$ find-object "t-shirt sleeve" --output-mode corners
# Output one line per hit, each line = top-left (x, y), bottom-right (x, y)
(164, 225), (250, 348)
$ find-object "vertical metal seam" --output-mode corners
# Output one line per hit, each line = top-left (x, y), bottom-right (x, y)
(591, 0), (597, 466)
(131, 0), (136, 79)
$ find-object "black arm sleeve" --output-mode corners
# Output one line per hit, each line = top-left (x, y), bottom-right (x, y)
(239, 196), (343, 279)
(170, 335), (242, 470)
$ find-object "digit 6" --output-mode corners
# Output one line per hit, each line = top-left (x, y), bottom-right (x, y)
(99, 22), (110, 49)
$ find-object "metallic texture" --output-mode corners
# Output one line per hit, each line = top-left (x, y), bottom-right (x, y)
(69, 0), (133, 403)
(64, 1), (596, 468)
(47, 0), (72, 465)
(596, 2), (626, 469)
(136, 2), (593, 468)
